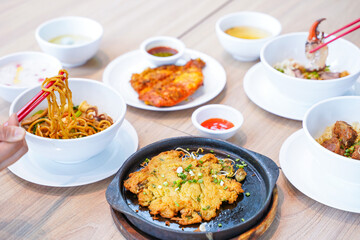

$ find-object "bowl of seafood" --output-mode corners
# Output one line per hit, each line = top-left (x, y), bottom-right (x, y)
(216, 11), (281, 61)
(106, 136), (279, 240)
(303, 96), (360, 184)
(261, 19), (360, 105)
(0, 51), (62, 102)
(35, 16), (103, 67)
(10, 72), (126, 164)
(191, 104), (243, 140)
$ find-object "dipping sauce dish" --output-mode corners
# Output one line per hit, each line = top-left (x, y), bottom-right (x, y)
(140, 36), (186, 66)
(192, 104), (244, 140)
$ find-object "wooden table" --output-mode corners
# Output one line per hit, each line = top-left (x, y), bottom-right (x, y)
(1, 0), (359, 239)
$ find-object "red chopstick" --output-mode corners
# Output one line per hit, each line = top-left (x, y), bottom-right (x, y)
(17, 71), (64, 122)
(324, 18), (360, 39)
(309, 18), (360, 54)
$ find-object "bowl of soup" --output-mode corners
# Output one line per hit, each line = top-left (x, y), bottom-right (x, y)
(215, 11), (281, 61)
(9, 78), (126, 164)
(0, 51), (62, 102)
(192, 104), (243, 140)
(303, 96), (360, 184)
(35, 16), (103, 67)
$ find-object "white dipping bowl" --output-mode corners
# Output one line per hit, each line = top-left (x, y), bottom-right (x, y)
(10, 78), (126, 164)
(261, 32), (360, 105)
(303, 96), (360, 184)
(0, 52), (62, 102)
(192, 104), (243, 140)
(140, 36), (186, 67)
(216, 11), (281, 61)
(35, 16), (103, 67)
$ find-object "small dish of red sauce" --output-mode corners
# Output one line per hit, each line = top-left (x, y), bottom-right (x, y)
(147, 46), (178, 57)
(201, 118), (234, 131)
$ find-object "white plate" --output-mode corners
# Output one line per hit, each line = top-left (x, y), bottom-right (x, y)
(103, 49), (226, 111)
(243, 63), (358, 121)
(8, 120), (138, 187)
(279, 129), (360, 213)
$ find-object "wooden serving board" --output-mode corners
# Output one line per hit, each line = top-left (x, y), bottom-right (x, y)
(110, 186), (278, 240)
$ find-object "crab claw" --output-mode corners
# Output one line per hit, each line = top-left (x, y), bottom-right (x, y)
(306, 18), (328, 70)
(307, 18), (326, 41)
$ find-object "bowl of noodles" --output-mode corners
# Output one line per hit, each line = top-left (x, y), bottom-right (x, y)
(260, 32), (360, 105)
(303, 96), (360, 184)
(9, 71), (126, 164)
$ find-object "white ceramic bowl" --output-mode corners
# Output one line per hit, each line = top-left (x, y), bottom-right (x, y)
(35, 16), (103, 67)
(261, 32), (360, 105)
(140, 36), (186, 66)
(0, 51), (62, 102)
(10, 78), (126, 164)
(303, 96), (360, 184)
(215, 11), (281, 61)
(191, 104), (243, 140)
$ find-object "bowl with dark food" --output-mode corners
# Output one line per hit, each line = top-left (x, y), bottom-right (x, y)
(10, 70), (126, 164)
(106, 136), (279, 240)
(261, 19), (360, 105)
(303, 96), (360, 184)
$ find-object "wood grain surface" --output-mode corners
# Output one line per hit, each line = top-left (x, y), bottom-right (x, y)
(0, 0), (359, 239)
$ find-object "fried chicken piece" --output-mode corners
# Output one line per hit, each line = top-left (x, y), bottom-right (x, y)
(321, 136), (345, 155)
(333, 121), (357, 148)
(130, 58), (206, 107)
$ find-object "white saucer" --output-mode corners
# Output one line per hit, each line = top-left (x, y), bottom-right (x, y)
(279, 129), (360, 213)
(243, 63), (358, 121)
(102, 49), (226, 111)
(8, 119), (138, 187)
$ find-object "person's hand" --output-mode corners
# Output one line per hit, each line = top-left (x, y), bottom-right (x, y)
(0, 114), (28, 171)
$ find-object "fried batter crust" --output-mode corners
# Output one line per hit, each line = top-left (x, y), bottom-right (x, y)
(124, 150), (244, 225)
(130, 58), (206, 107)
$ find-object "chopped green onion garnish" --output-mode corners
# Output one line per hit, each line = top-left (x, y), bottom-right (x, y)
(245, 192), (250, 197)
(175, 201), (179, 207)
(218, 223), (222, 227)
(163, 182), (168, 186)
(198, 179), (203, 183)
(75, 110), (82, 117)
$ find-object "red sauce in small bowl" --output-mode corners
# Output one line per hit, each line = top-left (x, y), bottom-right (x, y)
(147, 46), (178, 57)
(201, 118), (234, 131)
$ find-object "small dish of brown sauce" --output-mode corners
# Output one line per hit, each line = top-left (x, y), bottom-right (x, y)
(147, 46), (178, 57)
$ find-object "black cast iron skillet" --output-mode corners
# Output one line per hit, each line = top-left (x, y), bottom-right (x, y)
(106, 136), (279, 240)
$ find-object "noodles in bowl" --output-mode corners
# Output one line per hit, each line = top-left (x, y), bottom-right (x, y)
(10, 71), (126, 164)
(21, 70), (113, 139)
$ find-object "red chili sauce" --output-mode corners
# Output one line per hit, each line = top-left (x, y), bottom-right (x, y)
(201, 118), (234, 131)
(147, 46), (178, 57)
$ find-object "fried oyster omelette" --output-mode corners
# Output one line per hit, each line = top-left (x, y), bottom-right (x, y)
(124, 149), (246, 225)
(130, 58), (206, 107)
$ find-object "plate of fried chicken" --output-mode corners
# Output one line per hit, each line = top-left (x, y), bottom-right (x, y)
(103, 49), (226, 111)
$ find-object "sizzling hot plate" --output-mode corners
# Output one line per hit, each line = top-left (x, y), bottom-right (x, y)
(106, 137), (279, 240)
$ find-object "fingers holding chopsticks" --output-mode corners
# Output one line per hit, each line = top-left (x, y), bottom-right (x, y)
(0, 113), (28, 171)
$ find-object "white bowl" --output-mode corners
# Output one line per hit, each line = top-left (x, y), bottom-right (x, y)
(261, 32), (360, 104)
(303, 96), (360, 184)
(191, 104), (243, 140)
(215, 11), (281, 61)
(9, 78), (126, 164)
(140, 36), (186, 66)
(35, 16), (103, 67)
(0, 51), (62, 102)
